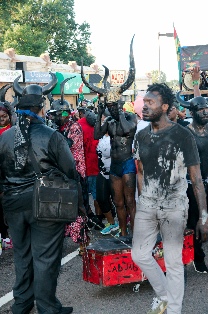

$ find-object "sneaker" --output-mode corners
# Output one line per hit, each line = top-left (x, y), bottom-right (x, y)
(193, 261), (208, 273)
(100, 223), (119, 235)
(147, 297), (168, 314)
(115, 229), (122, 237)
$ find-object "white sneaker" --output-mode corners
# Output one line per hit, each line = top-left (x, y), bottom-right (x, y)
(147, 297), (168, 314)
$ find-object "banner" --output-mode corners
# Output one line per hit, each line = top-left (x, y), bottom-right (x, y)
(110, 70), (126, 86)
(180, 45), (208, 71)
(52, 72), (90, 95)
(25, 71), (51, 83)
(0, 70), (23, 82)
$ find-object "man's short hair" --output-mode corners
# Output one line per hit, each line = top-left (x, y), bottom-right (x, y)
(147, 83), (175, 114)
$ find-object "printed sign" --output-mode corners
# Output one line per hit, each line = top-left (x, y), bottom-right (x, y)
(180, 45), (208, 71)
(52, 72), (90, 95)
(25, 71), (51, 83)
(0, 70), (23, 82)
(110, 70), (126, 86)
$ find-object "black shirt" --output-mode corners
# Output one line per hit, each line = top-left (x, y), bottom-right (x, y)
(134, 122), (200, 208)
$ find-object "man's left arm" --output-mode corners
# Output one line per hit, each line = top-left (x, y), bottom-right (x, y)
(188, 164), (208, 241)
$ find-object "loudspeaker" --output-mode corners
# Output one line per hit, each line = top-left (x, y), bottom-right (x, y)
(16, 62), (26, 71)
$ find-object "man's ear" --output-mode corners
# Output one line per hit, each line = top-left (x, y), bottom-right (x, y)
(40, 106), (46, 117)
(162, 103), (169, 113)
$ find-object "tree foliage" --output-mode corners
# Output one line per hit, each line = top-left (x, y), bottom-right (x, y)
(0, 0), (95, 66)
(151, 70), (167, 84)
(166, 80), (180, 91)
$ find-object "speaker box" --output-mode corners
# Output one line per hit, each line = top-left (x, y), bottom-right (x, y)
(16, 62), (26, 71)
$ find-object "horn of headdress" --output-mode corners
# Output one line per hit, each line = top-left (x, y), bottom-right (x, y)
(60, 76), (76, 104)
(119, 34), (136, 94)
(42, 72), (58, 95)
(11, 95), (19, 108)
(176, 91), (190, 108)
(0, 84), (12, 102)
(13, 75), (23, 96)
(102, 65), (110, 90)
(80, 58), (106, 95)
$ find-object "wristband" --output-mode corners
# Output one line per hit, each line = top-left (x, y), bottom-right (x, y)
(192, 80), (199, 86)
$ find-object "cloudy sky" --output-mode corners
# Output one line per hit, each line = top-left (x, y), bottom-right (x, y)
(74, 0), (208, 81)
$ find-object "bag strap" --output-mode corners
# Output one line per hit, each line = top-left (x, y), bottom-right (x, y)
(28, 145), (42, 180)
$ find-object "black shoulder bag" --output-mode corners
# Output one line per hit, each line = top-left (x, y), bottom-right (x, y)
(29, 147), (78, 223)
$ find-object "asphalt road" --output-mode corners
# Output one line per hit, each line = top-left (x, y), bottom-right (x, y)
(1, 195), (208, 314)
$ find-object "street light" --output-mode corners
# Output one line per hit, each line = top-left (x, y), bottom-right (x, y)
(158, 32), (174, 83)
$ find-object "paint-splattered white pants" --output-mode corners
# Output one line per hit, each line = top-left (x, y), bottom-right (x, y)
(131, 202), (187, 314)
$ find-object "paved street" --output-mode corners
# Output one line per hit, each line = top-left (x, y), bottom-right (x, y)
(0, 226), (208, 314)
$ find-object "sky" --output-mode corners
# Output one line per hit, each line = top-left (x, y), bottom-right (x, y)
(74, 0), (208, 82)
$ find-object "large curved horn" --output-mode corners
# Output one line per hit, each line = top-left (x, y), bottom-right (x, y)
(13, 75), (23, 96)
(60, 76), (76, 104)
(176, 91), (190, 108)
(42, 72), (58, 95)
(80, 58), (106, 95)
(102, 65), (110, 90)
(0, 84), (12, 102)
(119, 35), (136, 94)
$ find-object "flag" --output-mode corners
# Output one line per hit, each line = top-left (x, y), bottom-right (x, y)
(78, 83), (84, 94)
(173, 24), (182, 84)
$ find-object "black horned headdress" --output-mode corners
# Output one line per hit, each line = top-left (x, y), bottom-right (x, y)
(13, 72), (57, 108)
(81, 35), (136, 103)
(176, 91), (208, 111)
(49, 76), (76, 112)
(13, 72), (57, 97)
(0, 84), (17, 118)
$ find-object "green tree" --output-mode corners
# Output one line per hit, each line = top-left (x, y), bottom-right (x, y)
(166, 80), (180, 91)
(151, 70), (167, 83)
(1, 0), (95, 66)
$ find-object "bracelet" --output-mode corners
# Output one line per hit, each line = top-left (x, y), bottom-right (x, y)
(192, 80), (199, 86)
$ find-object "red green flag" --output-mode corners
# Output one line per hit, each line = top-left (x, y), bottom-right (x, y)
(173, 24), (182, 84)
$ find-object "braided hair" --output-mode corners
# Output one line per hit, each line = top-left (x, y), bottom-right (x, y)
(147, 83), (175, 114)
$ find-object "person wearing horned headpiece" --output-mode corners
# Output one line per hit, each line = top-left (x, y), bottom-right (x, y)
(0, 73), (77, 314)
(81, 36), (137, 237)
(176, 66), (208, 274)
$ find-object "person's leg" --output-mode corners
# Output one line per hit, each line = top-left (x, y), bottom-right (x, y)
(96, 174), (115, 225)
(31, 219), (66, 314)
(4, 210), (35, 314)
(0, 199), (8, 239)
(79, 175), (90, 214)
(110, 174), (127, 236)
(187, 184), (205, 264)
(131, 205), (167, 299)
(122, 173), (136, 232)
(159, 209), (187, 314)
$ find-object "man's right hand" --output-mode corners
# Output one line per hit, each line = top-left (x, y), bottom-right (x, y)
(196, 218), (208, 242)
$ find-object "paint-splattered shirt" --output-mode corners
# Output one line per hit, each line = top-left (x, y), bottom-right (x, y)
(134, 123), (200, 209)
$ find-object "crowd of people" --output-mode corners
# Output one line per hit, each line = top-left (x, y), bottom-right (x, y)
(1, 53), (208, 314)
